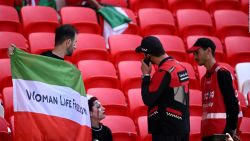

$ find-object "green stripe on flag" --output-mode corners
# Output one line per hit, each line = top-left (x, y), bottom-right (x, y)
(11, 48), (85, 95)
(98, 6), (131, 28)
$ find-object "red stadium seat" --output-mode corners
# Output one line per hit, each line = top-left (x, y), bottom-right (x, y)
(100, 0), (127, 7)
(65, 0), (83, 5)
(78, 60), (119, 90)
(0, 32), (28, 59)
(120, 8), (140, 35)
(180, 62), (200, 90)
(21, 6), (59, 37)
(72, 33), (108, 64)
(102, 115), (137, 141)
(176, 9), (214, 39)
(129, 0), (167, 14)
(239, 117), (250, 141)
(214, 10), (249, 39)
(87, 88), (128, 116)
(127, 88), (147, 121)
(0, 5), (22, 33)
(168, 0), (204, 13)
(0, 59), (11, 93)
(241, 0), (249, 14)
(186, 35), (225, 63)
(29, 33), (54, 54)
(0, 0), (14, 6)
(154, 35), (188, 62)
(204, 0), (240, 13)
(224, 37), (250, 66)
(108, 34), (143, 66)
(197, 65), (206, 83)
(0, 116), (11, 141)
(137, 116), (152, 141)
(189, 116), (201, 141)
(60, 7), (101, 34)
(138, 8), (176, 36)
(2, 87), (13, 122)
(189, 89), (202, 116)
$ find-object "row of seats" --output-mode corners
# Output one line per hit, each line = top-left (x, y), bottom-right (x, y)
(0, 5), (249, 39)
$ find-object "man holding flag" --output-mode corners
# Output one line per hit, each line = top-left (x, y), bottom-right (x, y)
(8, 24), (91, 141)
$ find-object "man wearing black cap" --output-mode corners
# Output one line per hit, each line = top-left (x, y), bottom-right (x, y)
(187, 38), (241, 141)
(136, 36), (190, 141)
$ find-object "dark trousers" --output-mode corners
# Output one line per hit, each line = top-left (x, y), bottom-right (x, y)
(152, 134), (189, 141)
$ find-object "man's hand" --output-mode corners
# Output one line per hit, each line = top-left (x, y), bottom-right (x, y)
(8, 44), (16, 56)
(141, 60), (152, 75)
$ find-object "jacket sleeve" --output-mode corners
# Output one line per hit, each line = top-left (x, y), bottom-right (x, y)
(217, 69), (239, 132)
(141, 71), (171, 107)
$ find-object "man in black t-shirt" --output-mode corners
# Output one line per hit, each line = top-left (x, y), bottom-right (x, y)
(41, 24), (78, 60)
(87, 95), (113, 141)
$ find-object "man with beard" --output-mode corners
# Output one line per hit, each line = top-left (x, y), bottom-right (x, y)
(41, 24), (78, 60)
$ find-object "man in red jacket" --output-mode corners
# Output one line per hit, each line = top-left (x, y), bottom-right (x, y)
(187, 38), (241, 141)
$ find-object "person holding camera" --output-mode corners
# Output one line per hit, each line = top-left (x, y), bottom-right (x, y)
(135, 36), (190, 141)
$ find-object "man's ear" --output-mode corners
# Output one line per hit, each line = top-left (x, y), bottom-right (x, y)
(65, 39), (72, 47)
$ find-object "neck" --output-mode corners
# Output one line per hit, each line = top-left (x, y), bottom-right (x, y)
(204, 57), (216, 71)
(52, 45), (65, 58)
(153, 54), (169, 65)
(91, 119), (100, 128)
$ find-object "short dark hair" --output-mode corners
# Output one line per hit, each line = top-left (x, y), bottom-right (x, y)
(187, 38), (216, 57)
(55, 24), (78, 46)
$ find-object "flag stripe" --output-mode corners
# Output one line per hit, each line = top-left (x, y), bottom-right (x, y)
(11, 48), (85, 95)
(13, 79), (91, 126)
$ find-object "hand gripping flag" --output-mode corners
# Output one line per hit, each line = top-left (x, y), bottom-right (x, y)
(10, 48), (91, 141)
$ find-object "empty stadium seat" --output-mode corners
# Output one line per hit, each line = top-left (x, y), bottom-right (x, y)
(78, 60), (119, 90)
(224, 37), (250, 66)
(138, 8), (176, 36)
(239, 117), (250, 141)
(0, 0), (14, 6)
(21, 6), (59, 37)
(236, 63), (250, 95)
(87, 88), (128, 116)
(118, 61), (151, 94)
(204, 0), (240, 13)
(186, 35), (225, 63)
(60, 7), (101, 34)
(127, 88), (147, 121)
(129, 0), (167, 13)
(180, 62), (200, 90)
(241, 0), (249, 14)
(100, 0), (127, 7)
(119, 8), (140, 35)
(29, 33), (54, 54)
(108, 34), (143, 66)
(0, 116), (11, 141)
(0, 32), (28, 59)
(0, 59), (11, 93)
(0, 5), (22, 33)
(189, 89), (202, 116)
(72, 33), (108, 64)
(168, 0), (204, 13)
(102, 115), (137, 141)
(2, 87), (13, 122)
(214, 10), (249, 39)
(154, 35), (188, 62)
(137, 116), (152, 141)
(176, 9), (214, 39)
(190, 116), (201, 141)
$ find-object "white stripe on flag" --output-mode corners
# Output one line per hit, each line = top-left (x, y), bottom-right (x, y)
(13, 79), (91, 127)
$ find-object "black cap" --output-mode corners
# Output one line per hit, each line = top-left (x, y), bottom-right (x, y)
(187, 38), (216, 53)
(135, 36), (165, 56)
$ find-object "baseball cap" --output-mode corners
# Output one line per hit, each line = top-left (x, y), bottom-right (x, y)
(135, 36), (165, 56)
(186, 38), (216, 53)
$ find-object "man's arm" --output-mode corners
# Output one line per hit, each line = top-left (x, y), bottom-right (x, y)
(217, 69), (239, 133)
(141, 71), (171, 106)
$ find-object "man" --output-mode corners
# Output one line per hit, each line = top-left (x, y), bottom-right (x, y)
(187, 38), (240, 141)
(41, 24), (78, 60)
(87, 95), (113, 141)
(135, 36), (190, 141)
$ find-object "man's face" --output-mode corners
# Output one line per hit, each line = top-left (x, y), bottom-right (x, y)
(66, 34), (77, 56)
(90, 100), (105, 121)
(193, 48), (208, 66)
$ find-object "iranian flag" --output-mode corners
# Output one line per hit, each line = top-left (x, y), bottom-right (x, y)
(10, 48), (91, 141)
